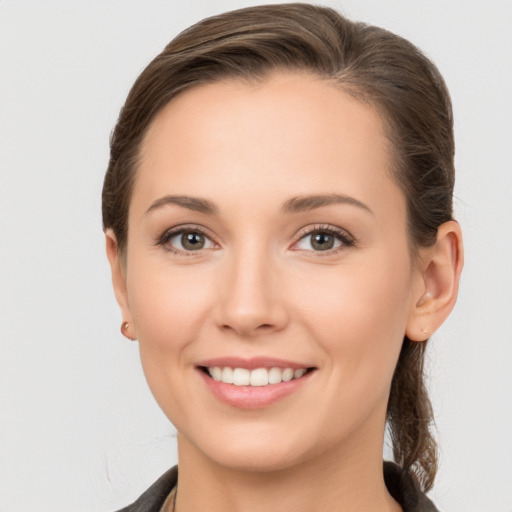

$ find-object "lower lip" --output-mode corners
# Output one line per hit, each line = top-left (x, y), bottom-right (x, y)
(198, 369), (313, 409)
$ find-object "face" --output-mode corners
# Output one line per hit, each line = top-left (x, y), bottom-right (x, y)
(112, 72), (426, 472)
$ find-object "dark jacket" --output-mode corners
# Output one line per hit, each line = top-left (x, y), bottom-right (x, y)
(116, 462), (438, 512)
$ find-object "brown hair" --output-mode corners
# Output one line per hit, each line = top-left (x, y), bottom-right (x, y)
(102, 3), (454, 491)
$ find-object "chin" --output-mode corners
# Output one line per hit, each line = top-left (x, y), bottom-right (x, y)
(182, 423), (327, 474)
(207, 445), (308, 473)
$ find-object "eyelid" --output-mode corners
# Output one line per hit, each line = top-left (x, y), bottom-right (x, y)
(156, 222), (355, 256)
(291, 224), (356, 253)
(156, 223), (220, 255)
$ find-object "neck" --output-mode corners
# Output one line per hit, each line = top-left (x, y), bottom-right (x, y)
(174, 432), (401, 512)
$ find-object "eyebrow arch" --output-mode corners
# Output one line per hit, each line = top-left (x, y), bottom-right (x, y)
(145, 195), (219, 215)
(282, 194), (374, 215)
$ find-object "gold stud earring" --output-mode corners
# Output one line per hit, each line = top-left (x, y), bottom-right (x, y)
(121, 321), (136, 341)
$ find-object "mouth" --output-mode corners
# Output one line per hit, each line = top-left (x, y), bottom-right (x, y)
(196, 357), (317, 408)
(199, 365), (315, 387)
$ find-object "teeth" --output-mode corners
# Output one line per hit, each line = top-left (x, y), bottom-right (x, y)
(207, 366), (309, 386)
(232, 368), (250, 386)
(221, 367), (234, 384)
(250, 368), (268, 386)
(294, 368), (306, 379)
(211, 367), (222, 381)
(281, 368), (294, 382)
(268, 367), (282, 384)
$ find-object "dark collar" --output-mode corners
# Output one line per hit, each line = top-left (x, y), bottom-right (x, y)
(384, 462), (438, 511)
(116, 463), (438, 512)
(115, 466), (177, 512)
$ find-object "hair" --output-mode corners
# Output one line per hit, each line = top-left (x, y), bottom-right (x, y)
(102, 3), (455, 492)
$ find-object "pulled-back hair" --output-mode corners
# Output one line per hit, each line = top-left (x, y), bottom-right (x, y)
(102, 3), (455, 491)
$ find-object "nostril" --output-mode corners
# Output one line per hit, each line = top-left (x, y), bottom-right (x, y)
(220, 322), (276, 335)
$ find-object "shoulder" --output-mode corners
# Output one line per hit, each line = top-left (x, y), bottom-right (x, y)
(115, 466), (178, 512)
(384, 461), (439, 512)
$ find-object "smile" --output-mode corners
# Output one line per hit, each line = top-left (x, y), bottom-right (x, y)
(197, 358), (316, 408)
(205, 366), (308, 386)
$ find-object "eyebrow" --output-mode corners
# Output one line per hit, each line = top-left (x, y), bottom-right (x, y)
(145, 193), (373, 217)
(145, 195), (219, 215)
(282, 194), (373, 215)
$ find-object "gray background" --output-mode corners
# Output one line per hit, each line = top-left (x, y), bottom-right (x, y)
(1, 1), (511, 510)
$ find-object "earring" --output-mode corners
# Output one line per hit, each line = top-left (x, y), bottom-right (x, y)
(121, 321), (136, 341)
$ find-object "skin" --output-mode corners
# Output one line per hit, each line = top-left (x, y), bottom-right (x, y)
(107, 72), (463, 512)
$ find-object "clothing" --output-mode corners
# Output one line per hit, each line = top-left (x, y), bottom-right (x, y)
(116, 462), (438, 512)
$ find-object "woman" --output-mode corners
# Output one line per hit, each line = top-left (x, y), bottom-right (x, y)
(103, 3), (463, 511)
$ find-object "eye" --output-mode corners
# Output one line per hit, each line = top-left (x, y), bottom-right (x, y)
(293, 226), (354, 253)
(159, 227), (217, 254)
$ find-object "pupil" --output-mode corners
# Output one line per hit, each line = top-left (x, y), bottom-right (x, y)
(182, 232), (205, 250)
(312, 232), (334, 251)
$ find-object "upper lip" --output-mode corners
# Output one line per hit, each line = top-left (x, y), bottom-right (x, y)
(196, 356), (315, 370)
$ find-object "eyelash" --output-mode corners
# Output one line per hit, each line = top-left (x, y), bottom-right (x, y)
(156, 223), (356, 256)
(157, 224), (218, 256)
(292, 224), (356, 255)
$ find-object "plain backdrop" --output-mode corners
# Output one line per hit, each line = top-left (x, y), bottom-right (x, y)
(1, 1), (511, 511)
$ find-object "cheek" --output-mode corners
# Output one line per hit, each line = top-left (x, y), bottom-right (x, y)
(297, 254), (411, 326)
(126, 257), (216, 353)
(292, 255), (412, 386)
(126, 259), (218, 419)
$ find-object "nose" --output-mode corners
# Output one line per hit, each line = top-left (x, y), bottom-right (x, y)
(214, 248), (289, 338)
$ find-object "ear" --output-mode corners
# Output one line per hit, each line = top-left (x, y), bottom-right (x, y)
(105, 230), (135, 338)
(406, 220), (464, 342)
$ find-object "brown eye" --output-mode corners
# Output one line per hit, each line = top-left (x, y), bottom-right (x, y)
(164, 229), (216, 253)
(180, 231), (205, 250)
(310, 232), (335, 251)
(293, 227), (354, 253)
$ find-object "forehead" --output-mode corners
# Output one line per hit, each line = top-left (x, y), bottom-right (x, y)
(134, 72), (403, 219)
